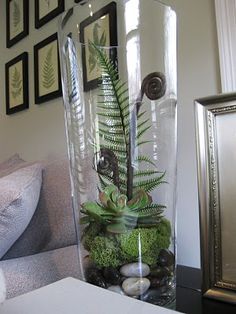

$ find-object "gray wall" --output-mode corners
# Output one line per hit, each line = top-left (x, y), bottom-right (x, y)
(165, 0), (221, 268)
(0, 0), (221, 268)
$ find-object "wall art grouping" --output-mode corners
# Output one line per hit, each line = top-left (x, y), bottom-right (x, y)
(6, 0), (66, 48)
(5, 0), (65, 115)
(5, 1), (118, 114)
(5, 32), (62, 115)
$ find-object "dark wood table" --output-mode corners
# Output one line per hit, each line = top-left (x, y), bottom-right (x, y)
(176, 266), (236, 314)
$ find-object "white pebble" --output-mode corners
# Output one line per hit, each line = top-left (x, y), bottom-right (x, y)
(122, 277), (150, 296)
(120, 262), (150, 277)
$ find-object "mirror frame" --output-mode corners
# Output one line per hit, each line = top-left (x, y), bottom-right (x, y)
(195, 92), (236, 304)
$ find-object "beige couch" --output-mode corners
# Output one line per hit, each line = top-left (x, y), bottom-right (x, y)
(0, 157), (80, 299)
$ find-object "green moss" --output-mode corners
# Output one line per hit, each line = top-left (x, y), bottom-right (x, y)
(156, 218), (171, 237)
(90, 236), (123, 268)
(82, 222), (101, 251)
(84, 219), (171, 267)
(119, 219), (171, 266)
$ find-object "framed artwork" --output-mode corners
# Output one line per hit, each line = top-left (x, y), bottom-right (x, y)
(5, 52), (29, 115)
(80, 1), (117, 91)
(6, 0), (29, 48)
(195, 92), (236, 304)
(35, 0), (64, 29)
(34, 33), (62, 104)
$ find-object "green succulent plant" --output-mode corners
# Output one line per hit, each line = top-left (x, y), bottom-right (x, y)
(80, 184), (165, 233)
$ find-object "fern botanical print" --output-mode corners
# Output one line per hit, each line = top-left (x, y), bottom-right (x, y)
(42, 46), (55, 89)
(88, 23), (107, 73)
(11, 66), (22, 99)
(13, 0), (21, 30)
(44, 0), (50, 9)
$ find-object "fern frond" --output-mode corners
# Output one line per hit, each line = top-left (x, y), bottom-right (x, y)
(137, 118), (150, 130)
(102, 143), (127, 154)
(134, 170), (162, 178)
(136, 156), (157, 167)
(138, 204), (166, 213)
(134, 177), (167, 193)
(99, 130), (124, 145)
(42, 46), (55, 89)
(13, 1), (20, 28)
(137, 125), (152, 139)
(99, 134), (126, 146)
(138, 111), (146, 120)
(137, 140), (153, 147)
(98, 127), (124, 136)
(93, 43), (168, 202)
(97, 104), (120, 110)
(11, 67), (22, 99)
(97, 111), (123, 119)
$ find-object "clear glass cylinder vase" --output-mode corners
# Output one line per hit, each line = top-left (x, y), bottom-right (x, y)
(58, 0), (177, 309)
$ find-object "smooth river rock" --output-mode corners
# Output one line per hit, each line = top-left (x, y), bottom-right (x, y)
(120, 262), (150, 277)
(122, 277), (150, 296)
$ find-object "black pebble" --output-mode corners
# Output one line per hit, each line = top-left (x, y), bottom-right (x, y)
(86, 268), (107, 289)
(157, 249), (175, 267)
(149, 266), (171, 279)
(148, 276), (168, 289)
(103, 267), (122, 285)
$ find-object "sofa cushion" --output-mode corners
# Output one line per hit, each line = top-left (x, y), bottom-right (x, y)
(3, 158), (77, 260)
(0, 164), (43, 258)
(0, 245), (80, 299)
(0, 154), (25, 178)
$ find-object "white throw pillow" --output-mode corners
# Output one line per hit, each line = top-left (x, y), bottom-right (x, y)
(0, 164), (43, 258)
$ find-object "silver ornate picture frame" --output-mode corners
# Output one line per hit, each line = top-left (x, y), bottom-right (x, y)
(195, 92), (236, 304)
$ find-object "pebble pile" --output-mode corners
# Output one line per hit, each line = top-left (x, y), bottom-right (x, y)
(86, 249), (175, 305)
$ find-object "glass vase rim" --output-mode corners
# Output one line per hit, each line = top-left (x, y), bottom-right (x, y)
(59, 0), (175, 43)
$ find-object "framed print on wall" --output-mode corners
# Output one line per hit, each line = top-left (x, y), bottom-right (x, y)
(79, 1), (117, 91)
(35, 0), (64, 29)
(6, 0), (29, 48)
(5, 52), (29, 115)
(34, 33), (62, 104)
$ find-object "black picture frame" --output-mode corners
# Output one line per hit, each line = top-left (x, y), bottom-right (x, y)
(5, 52), (29, 115)
(80, 1), (117, 91)
(74, 0), (87, 4)
(34, 33), (62, 104)
(35, 0), (64, 29)
(6, 0), (29, 48)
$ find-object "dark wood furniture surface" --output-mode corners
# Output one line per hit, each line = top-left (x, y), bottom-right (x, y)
(176, 266), (236, 314)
